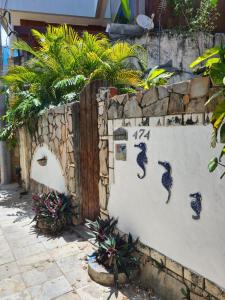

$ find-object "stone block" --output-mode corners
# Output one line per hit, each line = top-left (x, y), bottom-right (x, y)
(151, 249), (166, 265)
(165, 115), (182, 126)
(108, 120), (113, 136)
(113, 94), (128, 104)
(190, 77), (210, 99)
(124, 118), (136, 127)
(109, 152), (114, 169)
(113, 119), (124, 130)
(183, 114), (204, 125)
(205, 279), (225, 300)
(98, 118), (107, 136)
(108, 102), (118, 119)
(108, 136), (113, 153)
(184, 268), (204, 288)
(54, 105), (65, 114)
(136, 91), (143, 104)
(172, 80), (190, 94)
(99, 180), (107, 210)
(136, 242), (151, 257)
(183, 94), (190, 105)
(186, 97), (206, 113)
(190, 292), (205, 300)
(109, 168), (114, 185)
(166, 258), (183, 277)
(141, 87), (158, 107)
(143, 97), (169, 117)
(149, 116), (165, 126)
(168, 93), (185, 114)
(124, 97), (142, 118)
(99, 141), (108, 176)
(158, 86), (169, 100)
(139, 262), (186, 300)
(135, 118), (143, 126)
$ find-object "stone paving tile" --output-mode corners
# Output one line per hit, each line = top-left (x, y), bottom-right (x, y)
(1, 289), (32, 300)
(0, 274), (26, 298)
(17, 252), (52, 272)
(54, 291), (81, 299)
(0, 184), (160, 300)
(27, 275), (73, 300)
(0, 261), (20, 281)
(21, 261), (63, 288)
(12, 241), (47, 260)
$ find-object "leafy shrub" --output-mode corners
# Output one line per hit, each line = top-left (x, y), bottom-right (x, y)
(0, 25), (146, 144)
(86, 217), (139, 288)
(32, 192), (72, 234)
(190, 44), (225, 178)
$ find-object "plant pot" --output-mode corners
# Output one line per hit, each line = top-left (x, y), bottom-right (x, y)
(36, 218), (66, 234)
(88, 261), (127, 287)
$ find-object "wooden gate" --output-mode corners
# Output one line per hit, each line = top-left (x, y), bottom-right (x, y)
(79, 81), (103, 220)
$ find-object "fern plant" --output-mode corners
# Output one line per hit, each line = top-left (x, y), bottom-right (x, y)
(0, 25), (146, 143)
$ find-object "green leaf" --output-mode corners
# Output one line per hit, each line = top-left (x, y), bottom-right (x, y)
(208, 157), (218, 172)
(210, 63), (225, 86)
(219, 146), (225, 161)
(220, 123), (225, 143)
(211, 101), (225, 129)
(121, 0), (131, 21)
(190, 47), (219, 69)
(205, 89), (224, 106)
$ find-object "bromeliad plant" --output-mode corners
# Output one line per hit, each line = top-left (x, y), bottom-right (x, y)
(85, 217), (139, 288)
(0, 24), (146, 144)
(190, 44), (225, 178)
(32, 192), (72, 234)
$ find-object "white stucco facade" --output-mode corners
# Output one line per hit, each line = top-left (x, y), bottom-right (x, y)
(31, 144), (67, 194)
(108, 125), (225, 289)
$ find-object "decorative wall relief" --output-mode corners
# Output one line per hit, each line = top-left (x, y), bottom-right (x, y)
(185, 115), (199, 125)
(190, 192), (202, 220)
(158, 161), (173, 204)
(113, 127), (128, 141)
(166, 116), (182, 126)
(135, 143), (148, 179)
(115, 144), (127, 161)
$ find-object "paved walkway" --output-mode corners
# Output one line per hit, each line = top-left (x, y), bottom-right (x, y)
(0, 184), (159, 300)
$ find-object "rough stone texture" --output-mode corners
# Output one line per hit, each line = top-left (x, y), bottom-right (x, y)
(184, 268), (204, 289)
(172, 81), (190, 95)
(168, 93), (185, 114)
(205, 279), (225, 300)
(186, 97), (206, 113)
(124, 97), (142, 118)
(141, 88), (158, 107)
(19, 103), (78, 222)
(151, 249), (166, 265)
(158, 86), (169, 100)
(165, 258), (183, 277)
(143, 97), (169, 117)
(190, 77), (210, 99)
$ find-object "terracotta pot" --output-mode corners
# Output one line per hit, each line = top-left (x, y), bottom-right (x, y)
(109, 87), (118, 98)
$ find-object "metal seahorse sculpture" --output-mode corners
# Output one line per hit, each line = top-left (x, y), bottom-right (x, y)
(158, 161), (173, 204)
(134, 143), (148, 179)
(190, 192), (202, 220)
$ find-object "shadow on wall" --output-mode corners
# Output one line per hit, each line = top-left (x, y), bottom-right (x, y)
(30, 144), (67, 194)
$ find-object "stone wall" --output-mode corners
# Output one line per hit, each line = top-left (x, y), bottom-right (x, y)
(19, 103), (80, 223)
(96, 77), (225, 300)
(133, 32), (225, 83)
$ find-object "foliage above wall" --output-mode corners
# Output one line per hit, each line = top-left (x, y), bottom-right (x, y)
(190, 44), (225, 177)
(0, 25), (146, 143)
(167, 0), (219, 33)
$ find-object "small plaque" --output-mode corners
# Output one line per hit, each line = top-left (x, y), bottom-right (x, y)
(113, 127), (128, 141)
(115, 143), (127, 161)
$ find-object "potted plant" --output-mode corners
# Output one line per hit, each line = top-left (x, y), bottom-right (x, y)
(32, 192), (72, 234)
(86, 217), (139, 288)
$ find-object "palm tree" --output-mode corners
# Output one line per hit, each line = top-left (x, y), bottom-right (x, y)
(1, 24), (146, 143)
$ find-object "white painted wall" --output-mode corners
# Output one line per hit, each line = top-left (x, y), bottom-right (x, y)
(31, 144), (67, 194)
(108, 125), (225, 289)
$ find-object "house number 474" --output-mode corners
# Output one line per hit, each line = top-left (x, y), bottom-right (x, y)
(132, 129), (150, 140)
